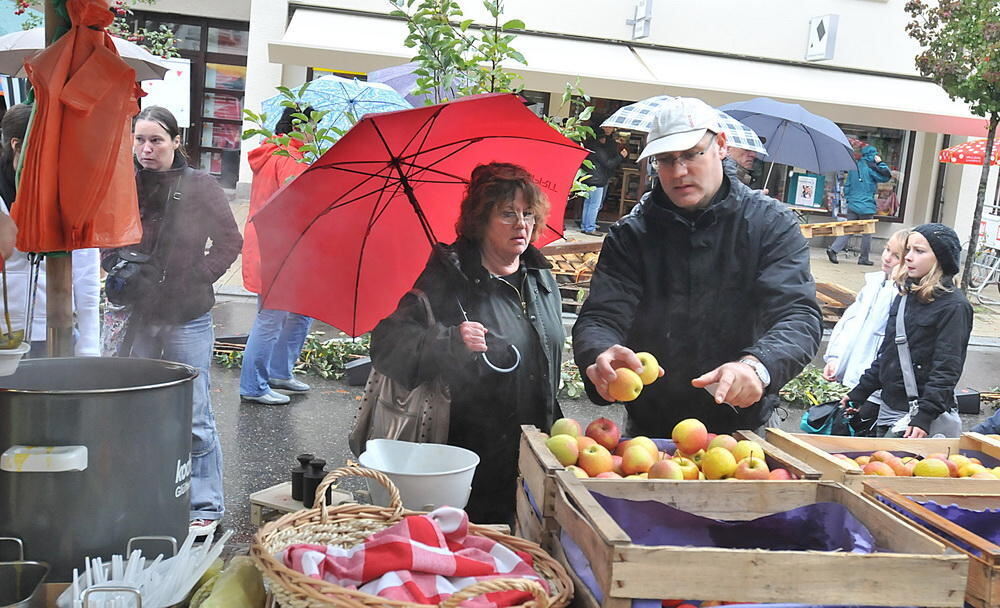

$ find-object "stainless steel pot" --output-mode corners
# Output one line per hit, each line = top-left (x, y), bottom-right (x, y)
(0, 538), (48, 608)
(0, 357), (195, 582)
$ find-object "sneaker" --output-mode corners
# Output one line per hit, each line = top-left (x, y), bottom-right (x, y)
(241, 389), (291, 405)
(269, 377), (311, 392)
(581, 230), (603, 237)
(189, 518), (219, 537)
(858, 259), (874, 266)
(826, 248), (839, 264)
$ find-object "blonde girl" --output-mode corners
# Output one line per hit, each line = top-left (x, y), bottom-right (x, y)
(843, 224), (973, 438)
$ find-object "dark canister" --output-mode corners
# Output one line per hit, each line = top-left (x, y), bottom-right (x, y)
(302, 458), (328, 508)
(290, 453), (314, 502)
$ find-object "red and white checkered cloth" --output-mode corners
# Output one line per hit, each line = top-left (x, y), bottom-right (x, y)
(280, 506), (549, 608)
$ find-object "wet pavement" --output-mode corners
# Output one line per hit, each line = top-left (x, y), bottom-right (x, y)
(207, 293), (1000, 546)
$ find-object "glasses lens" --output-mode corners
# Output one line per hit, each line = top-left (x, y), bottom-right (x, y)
(500, 211), (535, 224)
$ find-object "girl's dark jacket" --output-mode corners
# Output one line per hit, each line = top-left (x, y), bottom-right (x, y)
(847, 284), (973, 432)
(370, 237), (564, 523)
(101, 157), (242, 325)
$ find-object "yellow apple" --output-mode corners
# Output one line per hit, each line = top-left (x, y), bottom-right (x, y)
(672, 418), (709, 455)
(546, 434), (579, 466)
(550, 417), (582, 438)
(732, 440), (764, 463)
(702, 447), (738, 480)
(634, 351), (660, 385)
(565, 465), (589, 478)
(608, 368), (643, 402)
(913, 458), (950, 477)
(621, 444), (657, 475)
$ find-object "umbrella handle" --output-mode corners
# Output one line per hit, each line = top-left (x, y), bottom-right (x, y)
(480, 344), (520, 374)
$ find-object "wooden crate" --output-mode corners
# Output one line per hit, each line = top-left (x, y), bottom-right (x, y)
(515, 426), (821, 548)
(551, 471), (968, 607)
(764, 429), (1000, 489)
(799, 218), (877, 239)
(863, 479), (1000, 608)
(816, 281), (856, 326)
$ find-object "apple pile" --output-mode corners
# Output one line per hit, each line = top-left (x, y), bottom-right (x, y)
(606, 351), (660, 402)
(829, 450), (1000, 478)
(543, 416), (797, 480)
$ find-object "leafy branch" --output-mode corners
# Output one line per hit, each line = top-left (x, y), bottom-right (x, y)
(242, 82), (345, 165)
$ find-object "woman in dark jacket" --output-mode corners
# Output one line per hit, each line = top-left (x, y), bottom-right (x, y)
(101, 106), (242, 534)
(371, 162), (564, 524)
(845, 223), (973, 438)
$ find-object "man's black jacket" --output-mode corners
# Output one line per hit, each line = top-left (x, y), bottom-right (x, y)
(573, 175), (822, 435)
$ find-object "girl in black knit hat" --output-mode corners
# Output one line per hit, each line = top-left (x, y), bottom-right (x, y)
(842, 223), (973, 438)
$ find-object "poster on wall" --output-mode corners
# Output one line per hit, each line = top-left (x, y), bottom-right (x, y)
(787, 173), (826, 209)
(140, 57), (192, 128)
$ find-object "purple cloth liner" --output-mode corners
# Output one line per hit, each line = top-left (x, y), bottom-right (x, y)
(914, 500), (1000, 548)
(591, 492), (875, 553)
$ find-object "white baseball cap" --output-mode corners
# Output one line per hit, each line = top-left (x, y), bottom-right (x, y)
(638, 97), (721, 161)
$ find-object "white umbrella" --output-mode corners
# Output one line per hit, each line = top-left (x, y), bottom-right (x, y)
(0, 27), (169, 80)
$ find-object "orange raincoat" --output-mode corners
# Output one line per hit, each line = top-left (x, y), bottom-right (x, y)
(13, 0), (142, 253)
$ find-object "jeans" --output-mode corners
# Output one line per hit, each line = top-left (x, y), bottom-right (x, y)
(581, 185), (606, 232)
(131, 312), (224, 521)
(239, 299), (313, 397)
(830, 209), (874, 262)
(972, 409), (1000, 434)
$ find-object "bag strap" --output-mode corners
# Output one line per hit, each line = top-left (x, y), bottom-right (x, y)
(149, 168), (189, 269)
(894, 294), (921, 412)
(409, 288), (435, 329)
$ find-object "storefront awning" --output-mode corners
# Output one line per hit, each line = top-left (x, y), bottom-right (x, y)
(271, 9), (988, 137)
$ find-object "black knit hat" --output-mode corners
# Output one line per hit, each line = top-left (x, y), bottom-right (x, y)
(912, 223), (961, 276)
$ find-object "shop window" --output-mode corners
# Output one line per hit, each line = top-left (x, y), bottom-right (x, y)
(156, 22), (202, 51)
(207, 26), (248, 54)
(205, 63), (245, 91)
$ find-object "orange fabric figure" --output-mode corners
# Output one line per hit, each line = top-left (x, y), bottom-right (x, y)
(13, 0), (143, 253)
(241, 138), (307, 293)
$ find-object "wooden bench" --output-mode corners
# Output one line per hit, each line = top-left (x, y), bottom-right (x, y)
(799, 218), (877, 239)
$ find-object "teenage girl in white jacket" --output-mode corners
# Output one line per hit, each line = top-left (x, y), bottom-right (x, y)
(822, 229), (909, 435)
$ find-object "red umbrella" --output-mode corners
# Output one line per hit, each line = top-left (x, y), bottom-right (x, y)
(253, 93), (588, 337)
(939, 139), (1000, 165)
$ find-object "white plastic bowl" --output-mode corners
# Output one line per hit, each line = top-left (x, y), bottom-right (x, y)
(358, 439), (480, 511)
(0, 341), (30, 376)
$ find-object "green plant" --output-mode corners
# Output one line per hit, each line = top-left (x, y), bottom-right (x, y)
(778, 365), (849, 409)
(215, 332), (371, 380)
(545, 81), (596, 198)
(242, 83), (344, 165)
(557, 337), (585, 399)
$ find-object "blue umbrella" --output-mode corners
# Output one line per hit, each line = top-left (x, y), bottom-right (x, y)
(601, 95), (767, 154)
(719, 97), (855, 174)
(260, 75), (412, 134)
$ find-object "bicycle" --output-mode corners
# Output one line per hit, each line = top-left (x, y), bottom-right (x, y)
(967, 245), (1000, 306)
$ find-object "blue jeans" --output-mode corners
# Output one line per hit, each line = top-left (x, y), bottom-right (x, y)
(131, 312), (224, 521)
(972, 409), (1000, 434)
(581, 186), (606, 232)
(239, 299), (313, 397)
(830, 209), (874, 262)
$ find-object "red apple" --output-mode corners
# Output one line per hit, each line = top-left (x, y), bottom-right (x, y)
(622, 444), (657, 475)
(585, 417), (621, 452)
(648, 459), (685, 480)
(672, 418), (709, 455)
(550, 417), (582, 438)
(862, 461), (896, 476)
(578, 444), (614, 477)
(614, 439), (631, 457)
(886, 457), (911, 477)
(768, 468), (793, 480)
(870, 450), (895, 463)
(927, 454), (960, 477)
(611, 455), (624, 476)
(733, 457), (770, 480)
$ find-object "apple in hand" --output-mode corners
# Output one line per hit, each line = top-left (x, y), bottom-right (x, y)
(702, 447), (738, 480)
(578, 444), (614, 477)
(634, 351), (661, 385)
(546, 434), (580, 466)
(671, 418), (709, 455)
(585, 417), (621, 452)
(648, 459), (685, 480)
(733, 457), (770, 480)
(551, 417), (582, 438)
(608, 368), (643, 402)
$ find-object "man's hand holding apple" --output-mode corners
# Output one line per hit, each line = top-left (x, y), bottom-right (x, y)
(586, 345), (665, 402)
(691, 359), (764, 408)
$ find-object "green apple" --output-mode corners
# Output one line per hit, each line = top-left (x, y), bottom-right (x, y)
(550, 417), (582, 438)
(546, 434), (579, 466)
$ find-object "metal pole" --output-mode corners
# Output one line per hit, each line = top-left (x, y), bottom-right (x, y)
(44, 0), (74, 357)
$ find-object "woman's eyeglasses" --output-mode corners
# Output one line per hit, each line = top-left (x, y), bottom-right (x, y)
(497, 210), (537, 225)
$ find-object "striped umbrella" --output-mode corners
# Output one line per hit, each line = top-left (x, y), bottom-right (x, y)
(938, 138), (1000, 165)
(600, 95), (767, 154)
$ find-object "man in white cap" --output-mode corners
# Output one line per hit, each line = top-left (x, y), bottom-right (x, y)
(573, 97), (822, 435)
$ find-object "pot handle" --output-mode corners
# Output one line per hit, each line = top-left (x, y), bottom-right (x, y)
(127, 535), (177, 557)
(81, 585), (142, 608)
(1, 445), (88, 472)
(0, 536), (23, 560)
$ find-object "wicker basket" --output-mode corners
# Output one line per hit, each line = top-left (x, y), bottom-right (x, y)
(251, 466), (573, 608)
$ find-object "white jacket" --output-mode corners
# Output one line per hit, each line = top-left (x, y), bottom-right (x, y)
(0, 200), (100, 356)
(824, 271), (898, 394)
